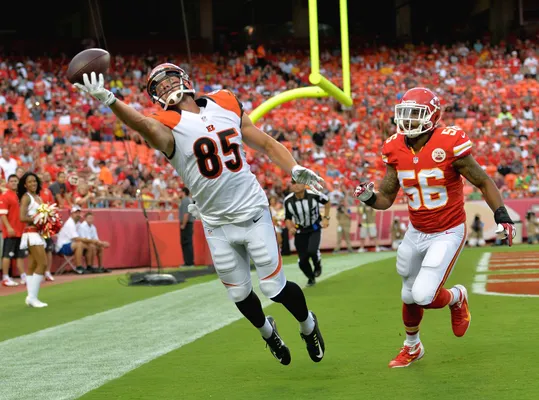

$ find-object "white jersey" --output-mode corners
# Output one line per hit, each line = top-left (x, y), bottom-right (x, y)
(149, 89), (268, 226)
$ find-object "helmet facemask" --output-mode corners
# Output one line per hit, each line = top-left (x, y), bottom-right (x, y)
(148, 68), (195, 110)
(395, 102), (436, 139)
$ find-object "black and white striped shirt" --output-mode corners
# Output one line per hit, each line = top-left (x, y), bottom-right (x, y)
(284, 190), (329, 234)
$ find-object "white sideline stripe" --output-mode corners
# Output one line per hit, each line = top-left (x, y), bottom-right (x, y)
(0, 252), (395, 400)
(472, 252), (539, 298)
(489, 262), (539, 267)
(486, 278), (539, 283)
(476, 253), (491, 272)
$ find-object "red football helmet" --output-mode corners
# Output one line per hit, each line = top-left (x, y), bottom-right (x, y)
(146, 63), (195, 110)
(395, 87), (442, 138)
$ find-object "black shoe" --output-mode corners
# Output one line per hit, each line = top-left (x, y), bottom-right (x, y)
(306, 278), (316, 287)
(263, 316), (291, 366)
(96, 267), (112, 273)
(74, 266), (85, 275)
(314, 266), (322, 278)
(86, 267), (98, 274)
(300, 311), (325, 362)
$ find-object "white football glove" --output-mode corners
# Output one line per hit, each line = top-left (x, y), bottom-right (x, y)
(74, 72), (116, 106)
(495, 223), (516, 246)
(291, 165), (325, 195)
(187, 203), (200, 220)
(494, 206), (516, 247)
(354, 182), (375, 203)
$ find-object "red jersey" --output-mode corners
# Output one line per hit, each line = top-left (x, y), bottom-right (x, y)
(382, 126), (473, 233)
(0, 190), (25, 238)
(41, 186), (55, 204)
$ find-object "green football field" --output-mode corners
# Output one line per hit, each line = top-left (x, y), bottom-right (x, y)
(2, 245), (539, 400)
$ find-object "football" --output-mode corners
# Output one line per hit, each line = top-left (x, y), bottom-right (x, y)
(66, 48), (110, 84)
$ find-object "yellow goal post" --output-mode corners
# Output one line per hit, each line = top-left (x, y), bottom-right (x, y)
(249, 0), (353, 124)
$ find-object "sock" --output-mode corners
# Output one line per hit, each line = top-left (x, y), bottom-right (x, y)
(21, 272), (27, 280)
(258, 318), (273, 339)
(449, 287), (461, 306)
(26, 274), (34, 298)
(235, 290), (266, 329)
(32, 274), (43, 300)
(299, 311), (315, 335)
(271, 281), (309, 323)
(423, 288), (452, 309)
(403, 303), (423, 345)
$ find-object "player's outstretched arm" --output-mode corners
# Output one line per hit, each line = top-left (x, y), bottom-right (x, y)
(355, 164), (400, 210)
(453, 154), (516, 244)
(241, 114), (297, 174)
(74, 72), (174, 156)
(241, 114), (324, 193)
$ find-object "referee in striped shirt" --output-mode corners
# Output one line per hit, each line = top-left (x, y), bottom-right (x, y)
(284, 180), (330, 286)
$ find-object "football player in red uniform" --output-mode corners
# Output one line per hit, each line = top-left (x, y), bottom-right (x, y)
(355, 87), (515, 368)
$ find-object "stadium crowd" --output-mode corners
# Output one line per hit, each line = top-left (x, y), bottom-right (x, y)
(0, 37), (538, 213)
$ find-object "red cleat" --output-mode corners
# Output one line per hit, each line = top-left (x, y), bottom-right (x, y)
(450, 284), (471, 337)
(388, 341), (424, 368)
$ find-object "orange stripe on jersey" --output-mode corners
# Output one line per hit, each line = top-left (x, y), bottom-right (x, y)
(149, 110), (181, 129)
(434, 225), (467, 298)
(221, 280), (239, 287)
(205, 90), (243, 118)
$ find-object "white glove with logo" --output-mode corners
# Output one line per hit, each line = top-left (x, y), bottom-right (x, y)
(291, 165), (325, 195)
(354, 182), (375, 203)
(187, 203), (200, 220)
(74, 72), (116, 106)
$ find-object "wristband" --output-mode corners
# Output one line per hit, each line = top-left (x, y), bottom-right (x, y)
(364, 192), (377, 207)
(494, 206), (513, 224)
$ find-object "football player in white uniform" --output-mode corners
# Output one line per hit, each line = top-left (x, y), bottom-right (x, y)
(75, 65), (326, 365)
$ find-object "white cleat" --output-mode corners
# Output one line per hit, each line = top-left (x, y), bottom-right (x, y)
(2, 278), (19, 287)
(25, 296), (48, 308)
(45, 272), (55, 282)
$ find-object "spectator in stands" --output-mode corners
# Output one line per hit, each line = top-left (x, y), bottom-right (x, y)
(0, 175), (27, 287)
(48, 171), (67, 204)
(77, 212), (110, 273)
(73, 182), (96, 208)
(98, 161), (113, 185)
(20, 146), (34, 167)
(6, 106), (17, 121)
(179, 187), (194, 266)
(0, 148), (19, 180)
(55, 205), (95, 274)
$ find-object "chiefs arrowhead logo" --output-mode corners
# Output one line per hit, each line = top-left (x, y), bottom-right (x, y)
(432, 148), (446, 163)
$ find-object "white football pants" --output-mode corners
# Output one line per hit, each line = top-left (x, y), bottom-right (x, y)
(202, 207), (286, 303)
(396, 222), (467, 306)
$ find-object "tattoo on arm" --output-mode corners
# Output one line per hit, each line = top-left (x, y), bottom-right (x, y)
(378, 164), (400, 202)
(452, 155), (489, 188)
